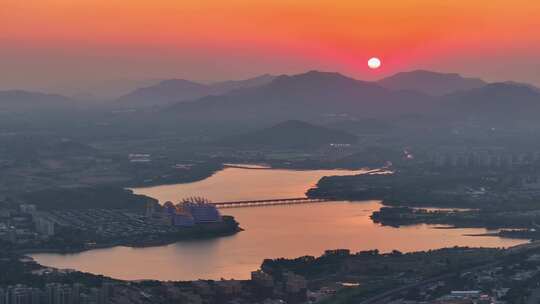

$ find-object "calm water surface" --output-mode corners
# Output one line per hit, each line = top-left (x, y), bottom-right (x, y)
(130, 167), (368, 202)
(31, 167), (525, 281)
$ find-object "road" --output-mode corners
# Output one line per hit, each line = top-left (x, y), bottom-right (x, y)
(358, 261), (501, 304)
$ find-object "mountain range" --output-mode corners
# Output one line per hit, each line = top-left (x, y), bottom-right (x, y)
(168, 71), (433, 122)
(3, 70), (540, 127)
(377, 70), (487, 95)
(168, 70), (540, 124)
(115, 70), (496, 108)
(440, 82), (540, 120)
(116, 74), (275, 107)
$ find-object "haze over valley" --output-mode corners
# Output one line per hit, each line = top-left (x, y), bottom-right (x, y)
(4, 1), (540, 303)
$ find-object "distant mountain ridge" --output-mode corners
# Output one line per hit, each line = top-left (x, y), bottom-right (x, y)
(4, 69), (540, 127)
(169, 70), (433, 123)
(219, 120), (358, 148)
(378, 70), (487, 96)
(116, 74), (276, 107)
(439, 82), (540, 120)
(165, 69), (540, 127)
(210, 74), (276, 94)
(502, 81), (540, 94)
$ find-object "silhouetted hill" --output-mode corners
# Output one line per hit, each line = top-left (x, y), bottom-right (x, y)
(378, 70), (486, 96)
(503, 81), (540, 94)
(116, 75), (275, 107)
(325, 119), (396, 135)
(170, 71), (432, 123)
(0, 90), (74, 110)
(220, 120), (358, 148)
(440, 82), (540, 120)
(116, 79), (210, 107)
(210, 74), (276, 94)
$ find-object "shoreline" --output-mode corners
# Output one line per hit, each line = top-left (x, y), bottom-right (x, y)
(21, 217), (243, 256)
(21, 229), (242, 256)
(127, 163), (370, 190)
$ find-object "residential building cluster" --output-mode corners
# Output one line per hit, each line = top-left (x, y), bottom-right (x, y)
(1, 199), (223, 248)
(0, 205), (39, 245)
(0, 283), (114, 304)
(382, 251), (540, 304)
(425, 147), (540, 169)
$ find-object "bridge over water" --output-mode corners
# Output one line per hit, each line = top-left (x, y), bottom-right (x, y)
(212, 197), (330, 208)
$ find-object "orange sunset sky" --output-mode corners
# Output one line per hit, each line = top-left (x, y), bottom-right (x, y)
(1, 0), (540, 95)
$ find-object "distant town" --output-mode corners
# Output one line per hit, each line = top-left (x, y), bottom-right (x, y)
(1, 196), (239, 253)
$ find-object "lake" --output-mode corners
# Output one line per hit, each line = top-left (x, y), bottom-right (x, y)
(30, 167), (525, 281)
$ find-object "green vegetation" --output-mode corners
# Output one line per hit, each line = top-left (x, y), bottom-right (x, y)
(220, 120), (358, 149)
(20, 187), (157, 211)
(371, 207), (540, 230)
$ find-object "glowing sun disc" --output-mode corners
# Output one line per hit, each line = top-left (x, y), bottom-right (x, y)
(368, 57), (381, 69)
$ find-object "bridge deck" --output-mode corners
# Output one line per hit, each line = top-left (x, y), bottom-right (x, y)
(212, 197), (329, 208)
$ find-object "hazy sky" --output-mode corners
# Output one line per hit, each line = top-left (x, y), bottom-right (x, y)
(2, 0), (540, 96)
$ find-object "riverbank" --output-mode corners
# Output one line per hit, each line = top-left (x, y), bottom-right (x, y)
(125, 161), (224, 188)
(307, 166), (540, 210)
(19, 215), (241, 256)
(8, 243), (540, 304)
(369, 206), (540, 242)
(306, 166), (540, 239)
(128, 158), (376, 190)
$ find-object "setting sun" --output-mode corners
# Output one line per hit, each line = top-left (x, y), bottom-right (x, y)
(368, 57), (382, 69)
